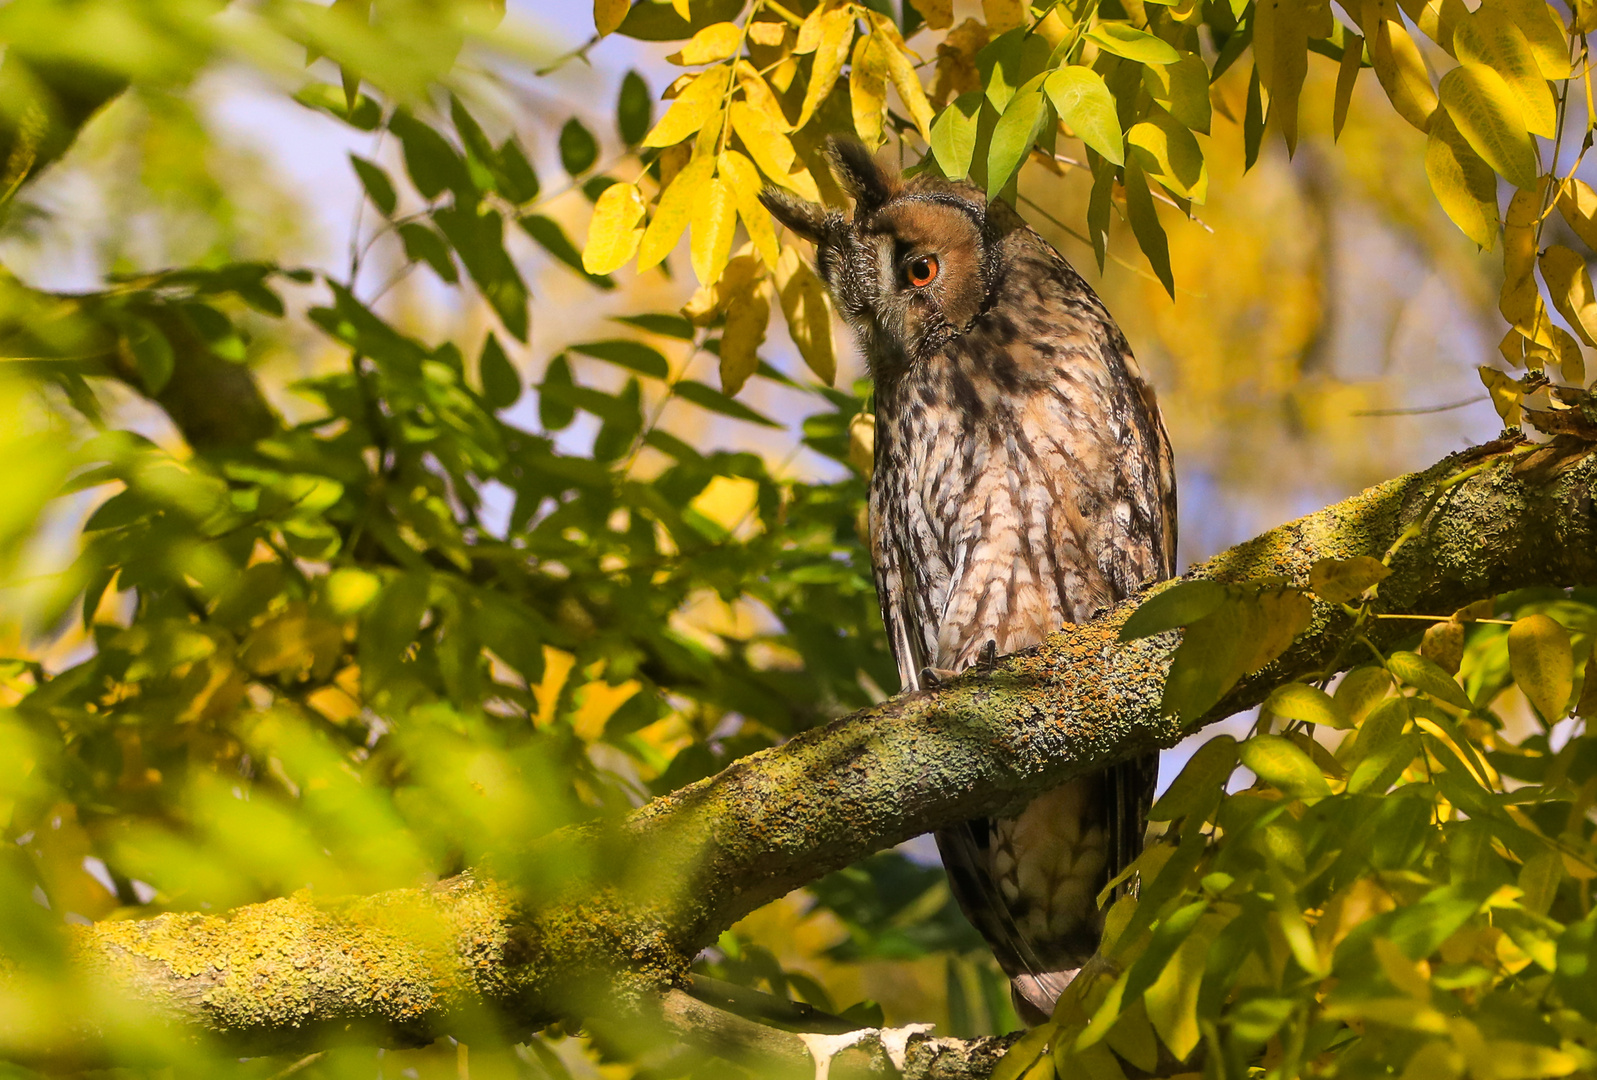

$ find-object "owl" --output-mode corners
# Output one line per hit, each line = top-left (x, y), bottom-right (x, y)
(761, 141), (1177, 1024)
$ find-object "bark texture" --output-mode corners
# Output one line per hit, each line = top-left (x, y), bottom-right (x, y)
(35, 435), (1597, 1073)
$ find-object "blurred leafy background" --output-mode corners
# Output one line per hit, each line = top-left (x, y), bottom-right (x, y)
(0, 0), (1591, 1077)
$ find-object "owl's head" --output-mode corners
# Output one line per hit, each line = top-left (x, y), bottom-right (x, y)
(760, 139), (1000, 375)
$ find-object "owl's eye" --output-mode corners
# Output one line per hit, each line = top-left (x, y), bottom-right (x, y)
(905, 254), (939, 288)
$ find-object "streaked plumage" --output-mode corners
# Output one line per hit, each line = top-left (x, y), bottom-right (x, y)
(762, 142), (1176, 1024)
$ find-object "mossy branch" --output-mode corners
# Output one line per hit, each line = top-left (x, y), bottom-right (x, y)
(32, 436), (1597, 1070)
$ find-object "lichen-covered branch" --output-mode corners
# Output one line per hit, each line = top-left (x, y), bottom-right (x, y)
(40, 436), (1597, 1067)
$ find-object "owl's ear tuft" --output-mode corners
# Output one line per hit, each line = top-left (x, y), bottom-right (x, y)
(759, 187), (832, 244)
(825, 137), (897, 216)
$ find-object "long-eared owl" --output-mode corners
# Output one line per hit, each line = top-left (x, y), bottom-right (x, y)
(761, 141), (1177, 1024)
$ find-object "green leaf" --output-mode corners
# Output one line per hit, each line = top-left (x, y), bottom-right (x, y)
(931, 92), (984, 180)
(560, 118), (599, 175)
(539, 354), (577, 430)
(389, 109), (472, 201)
(613, 313), (695, 339)
(1160, 586), (1312, 721)
(990, 1026), (1053, 1080)
(1243, 62), (1265, 171)
(520, 213), (616, 289)
(349, 154), (397, 216)
(1307, 555), (1392, 604)
(1123, 157), (1175, 299)
(1238, 734), (1332, 801)
(495, 138), (541, 204)
(1044, 67), (1124, 165)
(1148, 735), (1237, 821)
(673, 380), (782, 426)
(1119, 579), (1228, 641)
(1127, 106), (1207, 203)
(1387, 650), (1474, 710)
(569, 339), (669, 379)
(617, 70), (653, 145)
(1507, 613), (1574, 720)
(1334, 665), (1394, 726)
(433, 205), (530, 341)
(1143, 52), (1212, 134)
(1347, 731), (1420, 793)
(398, 222), (458, 283)
(1087, 22), (1181, 64)
(1437, 64), (1540, 191)
(1265, 682), (1348, 728)
(294, 83), (382, 130)
(593, 377), (643, 461)
(986, 80), (1049, 199)
(125, 318), (174, 394)
(1555, 916), (1597, 1020)
(479, 333), (520, 409)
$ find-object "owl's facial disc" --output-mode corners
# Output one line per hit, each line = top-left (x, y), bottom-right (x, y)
(863, 198), (988, 361)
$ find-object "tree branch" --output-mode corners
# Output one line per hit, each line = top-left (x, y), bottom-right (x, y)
(28, 436), (1597, 1070)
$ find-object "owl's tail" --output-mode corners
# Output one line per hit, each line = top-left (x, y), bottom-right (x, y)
(936, 752), (1159, 1026)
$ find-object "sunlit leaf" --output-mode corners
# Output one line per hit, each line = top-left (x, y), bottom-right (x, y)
(668, 21), (743, 65)
(638, 154), (714, 272)
(1239, 735), (1332, 801)
(644, 66), (731, 149)
(1426, 108), (1501, 249)
(1265, 682), (1348, 728)
(1507, 613), (1573, 720)
(1387, 650), (1475, 710)
(1148, 734), (1237, 820)
(1086, 22), (1181, 64)
(931, 92), (985, 179)
(1045, 67), (1124, 165)
(986, 79), (1048, 198)
(1437, 64), (1539, 190)
(582, 181), (647, 275)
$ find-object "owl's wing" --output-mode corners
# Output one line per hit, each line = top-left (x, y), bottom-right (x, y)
(872, 502), (930, 694)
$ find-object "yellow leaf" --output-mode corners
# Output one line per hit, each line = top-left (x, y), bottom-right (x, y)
(983, 0), (1028, 34)
(594, 0), (628, 36)
(850, 30), (890, 146)
(1555, 177), (1597, 250)
(643, 66), (731, 149)
(1309, 555), (1392, 604)
(1334, 31), (1364, 139)
(1143, 52), (1212, 134)
(719, 278), (770, 396)
(1363, 0), (1439, 130)
(1478, 365), (1524, 427)
(869, 13), (936, 139)
(1253, 0), (1310, 151)
(671, 0), (690, 17)
(848, 411), (874, 475)
(718, 149), (779, 267)
(730, 101), (821, 200)
(1539, 244), (1597, 346)
(1127, 108), (1207, 203)
(691, 174), (737, 285)
(908, 0), (953, 30)
(1453, 7), (1557, 137)
(581, 181), (646, 275)
(669, 21), (744, 65)
(775, 245), (837, 383)
(1414, 0), (1468, 54)
(1484, 0), (1570, 77)
(1144, 912), (1228, 1060)
(1508, 612), (1574, 720)
(683, 249), (765, 324)
(1426, 108), (1500, 249)
(1438, 64), (1539, 190)
(1501, 185), (1541, 321)
(734, 59), (792, 131)
(798, 3), (857, 129)
(638, 155), (715, 272)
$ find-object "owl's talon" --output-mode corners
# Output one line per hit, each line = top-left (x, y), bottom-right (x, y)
(977, 639), (999, 671)
(920, 666), (958, 688)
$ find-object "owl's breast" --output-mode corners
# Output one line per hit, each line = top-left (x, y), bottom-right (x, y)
(873, 372), (1118, 675)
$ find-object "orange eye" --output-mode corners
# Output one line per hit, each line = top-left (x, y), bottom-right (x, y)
(907, 254), (939, 287)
